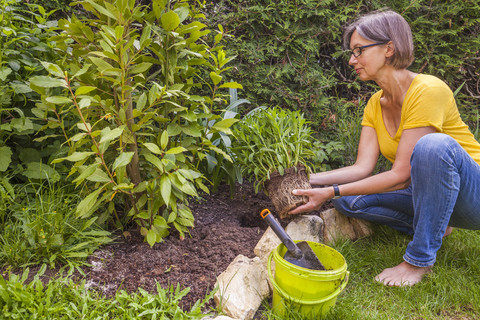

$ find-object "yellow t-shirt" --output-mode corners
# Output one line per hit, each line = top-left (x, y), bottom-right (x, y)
(361, 74), (480, 164)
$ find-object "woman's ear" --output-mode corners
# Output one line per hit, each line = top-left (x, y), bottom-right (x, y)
(385, 41), (395, 58)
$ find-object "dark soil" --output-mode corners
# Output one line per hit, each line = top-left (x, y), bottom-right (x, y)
(85, 183), (274, 310)
(2, 182), (333, 313)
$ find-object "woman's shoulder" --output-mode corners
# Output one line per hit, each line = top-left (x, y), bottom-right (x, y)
(413, 74), (451, 91)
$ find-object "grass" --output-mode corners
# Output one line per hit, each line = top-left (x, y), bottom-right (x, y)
(0, 181), (112, 272)
(259, 225), (480, 320)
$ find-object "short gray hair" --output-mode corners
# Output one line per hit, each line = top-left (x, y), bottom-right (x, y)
(343, 9), (414, 69)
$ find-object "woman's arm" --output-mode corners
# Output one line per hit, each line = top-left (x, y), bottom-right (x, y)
(289, 126), (436, 214)
(310, 126), (380, 186)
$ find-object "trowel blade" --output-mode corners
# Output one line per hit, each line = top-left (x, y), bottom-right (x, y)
(283, 241), (326, 270)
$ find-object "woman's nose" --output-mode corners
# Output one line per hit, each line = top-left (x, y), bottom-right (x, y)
(349, 54), (357, 65)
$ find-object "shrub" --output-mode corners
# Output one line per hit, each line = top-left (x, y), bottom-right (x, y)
(204, 0), (480, 165)
(30, 0), (241, 245)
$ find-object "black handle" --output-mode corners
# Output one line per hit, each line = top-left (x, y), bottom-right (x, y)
(260, 209), (302, 258)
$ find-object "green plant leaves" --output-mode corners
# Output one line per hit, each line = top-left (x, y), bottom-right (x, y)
(30, 76), (67, 88)
(112, 152), (134, 171)
(46, 96), (72, 104)
(0, 146), (12, 172)
(76, 188), (103, 218)
(22, 163), (60, 183)
(52, 152), (95, 163)
(161, 10), (180, 31)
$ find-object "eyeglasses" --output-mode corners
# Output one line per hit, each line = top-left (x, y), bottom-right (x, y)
(348, 42), (388, 58)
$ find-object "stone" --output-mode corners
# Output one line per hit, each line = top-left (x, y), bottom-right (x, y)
(285, 214), (324, 243)
(319, 208), (373, 243)
(214, 255), (270, 320)
(253, 226), (281, 269)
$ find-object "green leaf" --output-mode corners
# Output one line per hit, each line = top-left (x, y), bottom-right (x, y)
(146, 229), (157, 247)
(160, 175), (171, 206)
(0, 146), (12, 172)
(76, 188), (103, 218)
(136, 93), (147, 111)
(89, 57), (115, 73)
(160, 131), (168, 149)
(0, 67), (12, 81)
(86, 168), (111, 183)
(52, 152), (95, 163)
(143, 143), (162, 155)
(112, 152), (134, 171)
(30, 76), (67, 88)
(209, 72), (222, 85)
(100, 127), (124, 144)
(40, 61), (64, 78)
(46, 96), (72, 104)
(161, 10), (180, 31)
(85, 0), (118, 20)
(75, 86), (97, 96)
(23, 163), (60, 183)
(78, 98), (91, 109)
(219, 82), (243, 89)
(165, 146), (187, 154)
(212, 118), (238, 134)
(73, 163), (99, 183)
(130, 62), (152, 74)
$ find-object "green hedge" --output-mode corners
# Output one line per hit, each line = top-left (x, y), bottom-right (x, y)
(204, 0), (480, 134)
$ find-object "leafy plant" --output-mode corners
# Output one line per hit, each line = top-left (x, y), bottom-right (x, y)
(30, 0), (241, 246)
(0, 0), (65, 182)
(0, 181), (112, 270)
(200, 86), (251, 194)
(231, 107), (315, 192)
(0, 266), (215, 319)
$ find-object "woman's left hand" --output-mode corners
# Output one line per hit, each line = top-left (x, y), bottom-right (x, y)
(288, 187), (333, 215)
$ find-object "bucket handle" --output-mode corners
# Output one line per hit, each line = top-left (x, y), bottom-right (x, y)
(267, 251), (350, 306)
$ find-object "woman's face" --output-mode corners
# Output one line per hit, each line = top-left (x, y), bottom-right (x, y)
(348, 30), (389, 81)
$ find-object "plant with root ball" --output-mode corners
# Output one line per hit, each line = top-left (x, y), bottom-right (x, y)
(232, 107), (314, 218)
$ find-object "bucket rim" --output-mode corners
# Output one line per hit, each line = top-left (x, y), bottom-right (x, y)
(268, 251), (350, 305)
(274, 241), (347, 278)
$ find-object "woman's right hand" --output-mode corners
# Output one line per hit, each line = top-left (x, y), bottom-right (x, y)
(288, 187), (334, 215)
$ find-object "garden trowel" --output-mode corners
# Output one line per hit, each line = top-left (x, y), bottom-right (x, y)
(260, 208), (325, 270)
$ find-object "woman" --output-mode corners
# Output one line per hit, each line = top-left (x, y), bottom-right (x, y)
(289, 10), (480, 286)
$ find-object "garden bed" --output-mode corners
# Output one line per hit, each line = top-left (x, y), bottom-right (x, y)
(1, 183), (333, 313)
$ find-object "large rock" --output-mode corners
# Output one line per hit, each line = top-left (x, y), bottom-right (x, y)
(285, 214), (324, 243)
(319, 208), (373, 243)
(214, 255), (270, 320)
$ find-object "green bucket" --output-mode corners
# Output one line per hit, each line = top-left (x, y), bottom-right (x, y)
(267, 241), (349, 317)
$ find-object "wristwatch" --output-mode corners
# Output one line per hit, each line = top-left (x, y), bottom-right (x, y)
(332, 184), (341, 199)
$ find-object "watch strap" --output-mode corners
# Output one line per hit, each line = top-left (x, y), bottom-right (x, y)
(333, 184), (340, 198)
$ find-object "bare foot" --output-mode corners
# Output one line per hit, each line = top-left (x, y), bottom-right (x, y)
(443, 226), (453, 238)
(375, 261), (432, 286)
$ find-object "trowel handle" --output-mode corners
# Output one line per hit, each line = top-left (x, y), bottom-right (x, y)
(260, 209), (302, 257)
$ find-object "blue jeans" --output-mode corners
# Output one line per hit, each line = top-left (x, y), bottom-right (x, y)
(333, 133), (480, 267)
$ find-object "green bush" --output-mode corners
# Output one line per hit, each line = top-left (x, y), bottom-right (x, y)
(204, 0), (480, 165)
(30, 0), (241, 245)
(0, 0), (66, 182)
